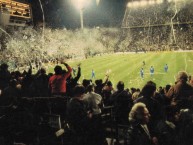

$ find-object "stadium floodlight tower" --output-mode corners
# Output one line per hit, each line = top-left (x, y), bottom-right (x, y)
(71, 0), (90, 29)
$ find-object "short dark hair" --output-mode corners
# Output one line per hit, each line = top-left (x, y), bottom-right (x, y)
(142, 81), (156, 97)
(87, 84), (94, 92)
(73, 85), (85, 97)
(54, 65), (62, 75)
(117, 81), (124, 91)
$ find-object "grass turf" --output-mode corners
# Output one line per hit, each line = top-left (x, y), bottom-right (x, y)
(49, 52), (193, 89)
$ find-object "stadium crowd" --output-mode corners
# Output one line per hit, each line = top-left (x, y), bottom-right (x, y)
(0, 62), (193, 145)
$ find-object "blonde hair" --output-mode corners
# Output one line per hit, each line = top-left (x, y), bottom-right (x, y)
(129, 102), (146, 121)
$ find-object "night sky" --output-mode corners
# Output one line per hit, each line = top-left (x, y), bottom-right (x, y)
(29, 0), (127, 29)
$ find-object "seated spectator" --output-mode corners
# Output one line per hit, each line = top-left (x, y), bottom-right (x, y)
(125, 103), (157, 145)
(155, 105), (180, 145)
(175, 109), (193, 145)
(110, 81), (132, 124)
(166, 71), (193, 101)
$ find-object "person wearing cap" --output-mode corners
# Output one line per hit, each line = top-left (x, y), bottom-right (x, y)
(166, 71), (193, 101)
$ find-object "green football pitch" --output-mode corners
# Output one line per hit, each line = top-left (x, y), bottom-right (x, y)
(53, 52), (193, 89)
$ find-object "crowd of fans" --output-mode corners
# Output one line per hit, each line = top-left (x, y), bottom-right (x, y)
(0, 62), (193, 145)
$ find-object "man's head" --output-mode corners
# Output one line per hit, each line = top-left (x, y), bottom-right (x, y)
(177, 71), (188, 82)
(142, 81), (156, 98)
(0, 63), (8, 71)
(73, 85), (85, 98)
(117, 81), (124, 91)
(54, 65), (62, 75)
(129, 102), (150, 124)
(87, 84), (95, 92)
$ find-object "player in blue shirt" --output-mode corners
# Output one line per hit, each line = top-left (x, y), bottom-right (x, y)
(91, 69), (95, 79)
(164, 64), (168, 72)
(140, 68), (144, 79)
(150, 66), (154, 76)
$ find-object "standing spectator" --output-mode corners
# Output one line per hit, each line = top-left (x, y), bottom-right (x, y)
(110, 81), (132, 124)
(166, 71), (193, 101)
(49, 62), (72, 96)
(0, 63), (11, 91)
(66, 64), (81, 96)
(95, 75), (109, 95)
(34, 68), (49, 97)
(102, 81), (114, 106)
(83, 84), (102, 115)
(66, 85), (92, 145)
(83, 84), (106, 145)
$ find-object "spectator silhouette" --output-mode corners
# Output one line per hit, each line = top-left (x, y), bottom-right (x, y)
(102, 81), (114, 106)
(49, 62), (72, 96)
(66, 65), (81, 97)
(135, 81), (163, 135)
(167, 71), (193, 101)
(66, 85), (92, 145)
(0, 63), (11, 91)
(110, 81), (132, 124)
(125, 103), (155, 145)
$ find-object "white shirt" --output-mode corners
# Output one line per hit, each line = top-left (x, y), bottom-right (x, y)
(83, 92), (102, 115)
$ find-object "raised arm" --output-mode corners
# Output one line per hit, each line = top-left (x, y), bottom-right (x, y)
(63, 62), (72, 78)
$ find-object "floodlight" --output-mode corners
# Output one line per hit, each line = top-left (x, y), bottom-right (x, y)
(71, 0), (90, 10)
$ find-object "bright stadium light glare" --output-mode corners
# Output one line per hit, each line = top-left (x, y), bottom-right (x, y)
(127, 2), (132, 7)
(71, 0), (91, 29)
(72, 0), (90, 10)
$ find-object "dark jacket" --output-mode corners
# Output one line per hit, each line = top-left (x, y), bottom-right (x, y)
(155, 120), (176, 145)
(66, 98), (90, 133)
(111, 90), (133, 124)
(125, 121), (154, 145)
